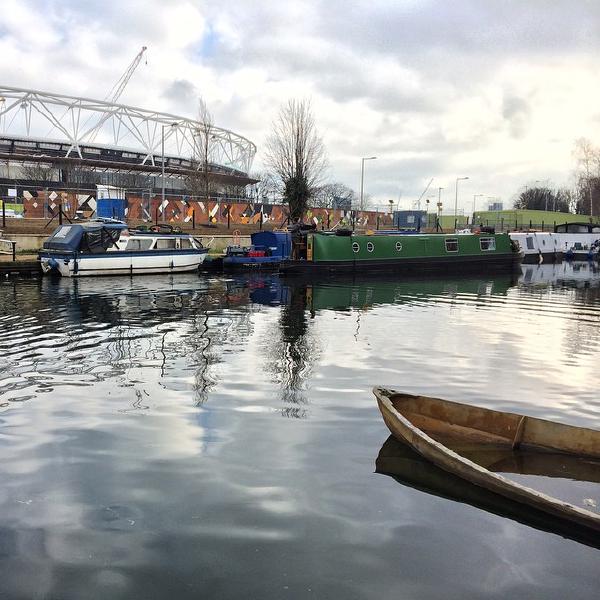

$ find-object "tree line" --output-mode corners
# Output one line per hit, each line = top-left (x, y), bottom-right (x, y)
(514, 138), (600, 215)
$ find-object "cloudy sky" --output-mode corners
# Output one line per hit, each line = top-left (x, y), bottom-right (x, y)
(2, 0), (600, 211)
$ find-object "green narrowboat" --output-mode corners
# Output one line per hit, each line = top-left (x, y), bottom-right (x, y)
(280, 231), (521, 275)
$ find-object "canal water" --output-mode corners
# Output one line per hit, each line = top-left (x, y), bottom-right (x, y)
(0, 262), (599, 599)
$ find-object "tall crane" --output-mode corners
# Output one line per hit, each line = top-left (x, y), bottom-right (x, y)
(82, 46), (148, 143)
(103, 46), (148, 105)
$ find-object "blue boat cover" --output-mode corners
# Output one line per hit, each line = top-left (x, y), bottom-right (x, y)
(43, 223), (126, 252)
(250, 231), (292, 258)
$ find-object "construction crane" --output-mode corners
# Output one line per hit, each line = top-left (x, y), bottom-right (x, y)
(103, 46), (148, 106)
(84, 46), (148, 143)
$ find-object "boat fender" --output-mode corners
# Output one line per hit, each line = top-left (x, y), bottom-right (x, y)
(48, 257), (59, 270)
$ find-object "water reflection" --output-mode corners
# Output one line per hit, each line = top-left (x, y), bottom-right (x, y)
(376, 436), (600, 551)
(1, 271), (600, 598)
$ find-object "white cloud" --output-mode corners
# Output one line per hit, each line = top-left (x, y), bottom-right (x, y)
(1, 0), (600, 210)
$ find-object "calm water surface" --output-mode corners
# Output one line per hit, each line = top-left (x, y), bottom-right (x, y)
(0, 262), (599, 599)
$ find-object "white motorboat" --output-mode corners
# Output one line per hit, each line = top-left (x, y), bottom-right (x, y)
(510, 223), (600, 263)
(39, 220), (208, 277)
(509, 231), (560, 263)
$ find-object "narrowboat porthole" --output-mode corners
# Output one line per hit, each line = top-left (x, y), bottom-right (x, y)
(395, 242), (402, 251)
(367, 242), (374, 252)
(352, 241), (360, 253)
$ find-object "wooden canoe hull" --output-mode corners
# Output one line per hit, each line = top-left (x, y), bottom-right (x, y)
(373, 388), (600, 532)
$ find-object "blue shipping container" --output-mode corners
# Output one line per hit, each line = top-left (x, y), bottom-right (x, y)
(97, 198), (127, 220)
(392, 210), (427, 230)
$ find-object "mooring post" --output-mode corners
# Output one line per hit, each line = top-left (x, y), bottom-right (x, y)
(11, 240), (16, 262)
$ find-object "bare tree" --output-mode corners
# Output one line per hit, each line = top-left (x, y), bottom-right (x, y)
(19, 163), (55, 183)
(312, 182), (356, 209)
(513, 186), (571, 212)
(264, 99), (328, 222)
(187, 97), (215, 202)
(248, 171), (280, 204)
(573, 138), (600, 216)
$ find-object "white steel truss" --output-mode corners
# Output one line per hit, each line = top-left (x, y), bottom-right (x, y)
(0, 86), (256, 174)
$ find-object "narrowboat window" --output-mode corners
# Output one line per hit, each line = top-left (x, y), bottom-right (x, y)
(155, 238), (177, 250)
(179, 238), (192, 249)
(352, 241), (360, 253)
(480, 237), (496, 251)
(126, 238), (153, 251)
(445, 238), (459, 252)
(366, 241), (374, 252)
(526, 237), (534, 249)
(395, 242), (402, 251)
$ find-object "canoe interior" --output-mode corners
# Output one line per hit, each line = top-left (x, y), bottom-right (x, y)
(384, 391), (600, 459)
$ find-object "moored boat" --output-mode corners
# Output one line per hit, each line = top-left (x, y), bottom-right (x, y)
(509, 231), (562, 263)
(223, 230), (291, 270)
(373, 387), (600, 532)
(39, 220), (208, 277)
(555, 222), (600, 261)
(280, 230), (521, 275)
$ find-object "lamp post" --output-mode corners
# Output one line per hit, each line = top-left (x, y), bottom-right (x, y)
(161, 122), (180, 222)
(360, 156), (377, 210)
(454, 176), (469, 227)
(472, 193), (484, 217)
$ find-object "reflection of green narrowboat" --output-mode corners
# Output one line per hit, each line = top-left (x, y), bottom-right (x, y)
(303, 275), (515, 312)
(280, 232), (521, 275)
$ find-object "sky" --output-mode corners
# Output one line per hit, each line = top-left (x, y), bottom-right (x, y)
(1, 0), (600, 212)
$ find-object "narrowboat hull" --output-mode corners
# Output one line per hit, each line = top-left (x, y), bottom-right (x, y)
(282, 232), (521, 275)
(281, 253), (520, 275)
(39, 249), (208, 277)
(222, 256), (283, 271)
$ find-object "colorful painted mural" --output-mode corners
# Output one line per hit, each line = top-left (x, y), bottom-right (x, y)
(18, 189), (398, 230)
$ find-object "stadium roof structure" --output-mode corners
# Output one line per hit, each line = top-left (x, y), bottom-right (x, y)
(0, 86), (257, 185)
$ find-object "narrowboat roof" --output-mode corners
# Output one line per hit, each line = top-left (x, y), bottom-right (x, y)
(554, 222), (600, 233)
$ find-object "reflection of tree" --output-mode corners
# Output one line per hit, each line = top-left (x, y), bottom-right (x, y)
(267, 283), (320, 416)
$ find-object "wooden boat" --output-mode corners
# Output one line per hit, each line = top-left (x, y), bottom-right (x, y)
(373, 388), (600, 532)
(376, 436), (600, 549)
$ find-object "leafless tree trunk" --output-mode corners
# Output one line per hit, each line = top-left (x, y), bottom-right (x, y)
(573, 138), (600, 216)
(264, 99), (328, 222)
(188, 97), (214, 203)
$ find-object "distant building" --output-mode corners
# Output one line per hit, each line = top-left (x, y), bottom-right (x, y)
(488, 202), (503, 211)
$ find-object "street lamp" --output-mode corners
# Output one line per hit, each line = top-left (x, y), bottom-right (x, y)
(472, 193), (484, 215)
(161, 121), (180, 222)
(360, 156), (377, 210)
(454, 176), (469, 227)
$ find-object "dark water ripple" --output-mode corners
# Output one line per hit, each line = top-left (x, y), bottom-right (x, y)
(0, 266), (599, 599)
